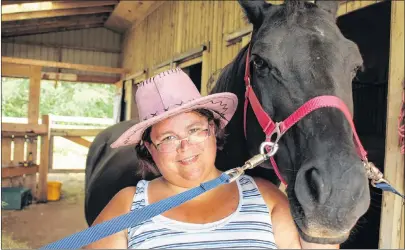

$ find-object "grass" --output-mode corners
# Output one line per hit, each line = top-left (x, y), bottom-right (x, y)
(1, 233), (30, 249)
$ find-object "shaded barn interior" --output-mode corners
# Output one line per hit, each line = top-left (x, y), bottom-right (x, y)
(338, 1), (391, 249)
(183, 63), (202, 92)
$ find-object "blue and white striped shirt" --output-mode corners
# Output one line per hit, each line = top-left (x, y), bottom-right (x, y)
(127, 175), (277, 249)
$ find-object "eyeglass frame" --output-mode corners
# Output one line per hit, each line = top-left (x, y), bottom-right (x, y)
(149, 123), (214, 153)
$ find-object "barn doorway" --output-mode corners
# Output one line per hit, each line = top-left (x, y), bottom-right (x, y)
(337, 1), (391, 249)
(182, 62), (202, 92)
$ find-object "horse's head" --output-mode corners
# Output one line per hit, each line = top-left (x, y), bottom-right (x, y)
(239, 0), (370, 244)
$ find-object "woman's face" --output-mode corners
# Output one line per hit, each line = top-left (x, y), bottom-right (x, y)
(146, 111), (218, 187)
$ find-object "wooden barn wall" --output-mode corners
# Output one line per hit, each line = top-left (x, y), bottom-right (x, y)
(2, 27), (122, 78)
(121, 1), (384, 93)
(122, 0), (249, 90)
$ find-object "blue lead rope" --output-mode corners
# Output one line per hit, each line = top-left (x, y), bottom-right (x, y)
(375, 182), (405, 200)
(40, 172), (405, 249)
(41, 173), (230, 249)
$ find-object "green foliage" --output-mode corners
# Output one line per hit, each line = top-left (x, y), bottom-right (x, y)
(1, 77), (116, 118)
(1, 77), (29, 117)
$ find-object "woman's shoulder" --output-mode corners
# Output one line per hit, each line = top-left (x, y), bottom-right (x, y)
(245, 175), (288, 211)
(91, 186), (137, 226)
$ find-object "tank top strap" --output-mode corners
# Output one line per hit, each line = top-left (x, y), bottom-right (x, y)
(238, 175), (272, 215)
(131, 180), (148, 211)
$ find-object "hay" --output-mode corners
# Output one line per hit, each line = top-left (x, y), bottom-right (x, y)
(1, 233), (30, 249)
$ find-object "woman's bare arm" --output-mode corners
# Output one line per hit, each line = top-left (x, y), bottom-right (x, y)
(84, 186), (136, 249)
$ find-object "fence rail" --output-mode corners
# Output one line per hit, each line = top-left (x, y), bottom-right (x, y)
(2, 115), (114, 126)
(2, 115), (116, 175)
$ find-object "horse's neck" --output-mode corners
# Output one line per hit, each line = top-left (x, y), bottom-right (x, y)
(212, 51), (281, 185)
(213, 56), (251, 171)
(215, 111), (250, 171)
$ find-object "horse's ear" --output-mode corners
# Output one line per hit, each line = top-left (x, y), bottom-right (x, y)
(238, 0), (270, 27)
(315, 0), (339, 18)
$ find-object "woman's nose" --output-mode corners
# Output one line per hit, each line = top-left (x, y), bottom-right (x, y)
(177, 138), (191, 151)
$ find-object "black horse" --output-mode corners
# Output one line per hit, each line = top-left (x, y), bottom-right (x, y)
(85, 0), (371, 247)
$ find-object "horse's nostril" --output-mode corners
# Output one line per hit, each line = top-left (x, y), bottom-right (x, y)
(305, 167), (327, 205)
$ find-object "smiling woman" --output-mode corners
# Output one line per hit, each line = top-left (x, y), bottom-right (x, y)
(84, 68), (340, 249)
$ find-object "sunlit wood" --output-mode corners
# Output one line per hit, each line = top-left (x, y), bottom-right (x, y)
(1, 1), (117, 14)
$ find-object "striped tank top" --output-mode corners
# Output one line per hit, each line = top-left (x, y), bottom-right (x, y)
(127, 175), (278, 249)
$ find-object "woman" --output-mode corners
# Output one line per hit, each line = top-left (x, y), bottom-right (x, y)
(86, 68), (339, 249)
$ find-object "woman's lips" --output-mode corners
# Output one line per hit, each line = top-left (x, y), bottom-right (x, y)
(178, 155), (199, 165)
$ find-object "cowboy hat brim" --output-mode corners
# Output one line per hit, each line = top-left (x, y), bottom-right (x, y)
(110, 92), (238, 148)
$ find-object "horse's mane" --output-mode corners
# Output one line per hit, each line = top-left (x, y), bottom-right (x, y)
(210, 45), (249, 96)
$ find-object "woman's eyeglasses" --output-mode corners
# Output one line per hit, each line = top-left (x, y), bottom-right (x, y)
(154, 125), (212, 153)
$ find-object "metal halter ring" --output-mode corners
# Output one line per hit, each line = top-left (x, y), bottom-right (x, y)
(260, 141), (279, 158)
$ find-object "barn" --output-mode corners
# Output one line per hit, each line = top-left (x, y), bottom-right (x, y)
(1, 0), (403, 248)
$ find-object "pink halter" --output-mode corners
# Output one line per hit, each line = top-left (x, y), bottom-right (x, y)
(243, 46), (368, 186)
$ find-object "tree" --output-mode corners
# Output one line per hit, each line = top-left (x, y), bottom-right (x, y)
(2, 77), (116, 118)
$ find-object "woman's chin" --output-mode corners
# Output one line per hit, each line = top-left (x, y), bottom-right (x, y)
(177, 164), (218, 186)
(179, 166), (205, 183)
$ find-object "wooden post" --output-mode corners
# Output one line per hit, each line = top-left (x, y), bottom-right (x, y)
(12, 137), (25, 187)
(125, 80), (133, 121)
(1, 138), (13, 187)
(379, 1), (405, 248)
(175, 1), (184, 54)
(38, 115), (50, 202)
(26, 65), (42, 195)
(48, 136), (54, 170)
(401, 210), (405, 249)
(201, 50), (210, 96)
(28, 66), (42, 124)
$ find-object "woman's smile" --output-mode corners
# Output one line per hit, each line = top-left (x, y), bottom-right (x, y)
(178, 155), (199, 166)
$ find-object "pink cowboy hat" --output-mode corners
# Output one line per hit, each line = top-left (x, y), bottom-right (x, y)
(110, 68), (238, 148)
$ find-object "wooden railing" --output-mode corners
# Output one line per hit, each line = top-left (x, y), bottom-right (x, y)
(1, 115), (50, 202)
(46, 115), (114, 172)
(1, 115), (115, 194)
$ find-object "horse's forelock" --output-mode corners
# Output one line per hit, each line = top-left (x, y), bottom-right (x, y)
(285, 0), (305, 15)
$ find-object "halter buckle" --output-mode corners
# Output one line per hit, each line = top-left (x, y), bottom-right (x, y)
(267, 122), (283, 144)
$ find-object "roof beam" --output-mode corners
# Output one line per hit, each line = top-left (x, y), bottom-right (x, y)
(1, 40), (121, 53)
(105, 1), (165, 33)
(2, 15), (108, 30)
(1, 23), (104, 37)
(2, 1), (117, 14)
(2, 1), (34, 5)
(2, 18), (107, 37)
(2, 56), (128, 74)
(41, 72), (120, 84)
(2, 6), (114, 22)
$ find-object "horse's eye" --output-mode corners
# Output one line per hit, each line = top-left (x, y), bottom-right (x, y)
(352, 65), (363, 78)
(354, 65), (363, 73)
(253, 58), (267, 70)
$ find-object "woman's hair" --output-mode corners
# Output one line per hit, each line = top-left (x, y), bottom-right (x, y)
(134, 108), (228, 178)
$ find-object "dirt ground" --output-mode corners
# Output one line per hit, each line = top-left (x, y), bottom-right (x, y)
(2, 173), (88, 249)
